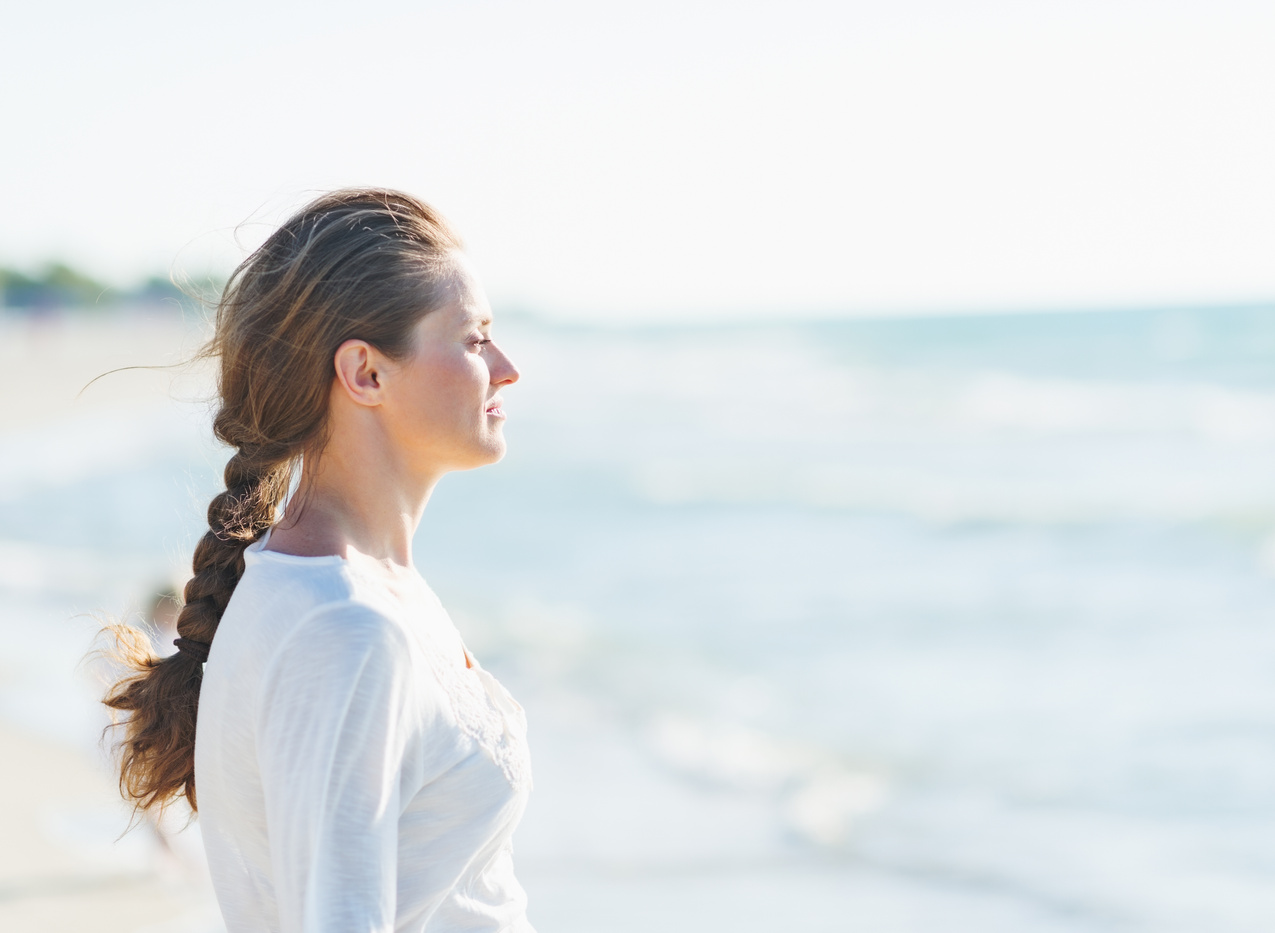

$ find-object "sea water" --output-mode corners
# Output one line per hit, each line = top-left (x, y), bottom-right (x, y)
(2, 306), (1275, 931)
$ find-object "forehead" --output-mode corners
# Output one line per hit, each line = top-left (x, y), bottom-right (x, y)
(443, 292), (490, 329)
(446, 256), (491, 325)
(417, 300), (487, 343)
(417, 264), (491, 338)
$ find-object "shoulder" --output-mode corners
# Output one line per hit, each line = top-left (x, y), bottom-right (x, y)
(219, 554), (397, 660)
(234, 549), (360, 611)
(252, 597), (422, 736)
(272, 597), (413, 675)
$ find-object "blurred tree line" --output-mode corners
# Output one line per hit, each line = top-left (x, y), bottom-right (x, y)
(0, 262), (220, 311)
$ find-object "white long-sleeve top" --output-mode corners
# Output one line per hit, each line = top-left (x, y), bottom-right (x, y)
(194, 535), (535, 933)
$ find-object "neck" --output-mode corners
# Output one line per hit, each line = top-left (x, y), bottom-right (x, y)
(267, 430), (441, 570)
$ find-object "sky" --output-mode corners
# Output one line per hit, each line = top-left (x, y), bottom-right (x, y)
(3, 0), (1275, 321)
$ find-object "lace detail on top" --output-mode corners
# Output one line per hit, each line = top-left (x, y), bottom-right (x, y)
(414, 610), (532, 794)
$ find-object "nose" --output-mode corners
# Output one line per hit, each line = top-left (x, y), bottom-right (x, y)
(491, 344), (520, 387)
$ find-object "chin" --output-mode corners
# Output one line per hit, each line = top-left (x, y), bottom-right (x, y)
(455, 437), (507, 472)
(480, 444), (507, 466)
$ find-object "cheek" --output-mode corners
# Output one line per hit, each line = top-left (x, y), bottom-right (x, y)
(407, 352), (486, 428)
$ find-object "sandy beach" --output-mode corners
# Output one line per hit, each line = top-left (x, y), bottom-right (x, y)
(0, 720), (219, 933)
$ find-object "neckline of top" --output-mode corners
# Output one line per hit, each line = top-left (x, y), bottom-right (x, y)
(245, 526), (347, 565)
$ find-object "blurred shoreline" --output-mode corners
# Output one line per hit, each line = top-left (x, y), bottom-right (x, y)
(0, 311), (219, 932)
(0, 308), (210, 431)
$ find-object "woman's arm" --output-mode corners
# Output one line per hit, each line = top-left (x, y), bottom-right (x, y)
(256, 602), (415, 933)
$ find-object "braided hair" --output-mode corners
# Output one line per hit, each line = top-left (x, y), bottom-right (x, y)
(103, 189), (462, 813)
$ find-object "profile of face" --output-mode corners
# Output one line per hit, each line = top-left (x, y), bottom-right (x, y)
(332, 254), (521, 478)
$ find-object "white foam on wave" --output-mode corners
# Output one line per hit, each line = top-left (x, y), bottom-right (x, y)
(954, 372), (1275, 441)
(646, 712), (889, 848)
(632, 444), (1275, 524)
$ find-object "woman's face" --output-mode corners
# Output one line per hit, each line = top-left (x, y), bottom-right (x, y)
(380, 257), (520, 475)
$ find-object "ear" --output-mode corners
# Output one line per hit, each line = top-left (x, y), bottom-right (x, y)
(332, 339), (385, 407)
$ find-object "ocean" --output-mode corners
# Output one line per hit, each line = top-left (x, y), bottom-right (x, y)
(3, 304), (1275, 931)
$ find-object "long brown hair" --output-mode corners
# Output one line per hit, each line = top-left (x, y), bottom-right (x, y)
(102, 188), (463, 814)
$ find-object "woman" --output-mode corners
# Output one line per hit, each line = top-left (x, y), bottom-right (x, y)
(103, 189), (534, 932)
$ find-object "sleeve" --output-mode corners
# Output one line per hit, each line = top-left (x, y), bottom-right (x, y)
(256, 601), (416, 933)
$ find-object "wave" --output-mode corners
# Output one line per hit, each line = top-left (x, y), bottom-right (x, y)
(646, 713), (889, 849)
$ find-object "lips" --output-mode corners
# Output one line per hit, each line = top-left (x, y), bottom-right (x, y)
(485, 397), (505, 418)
